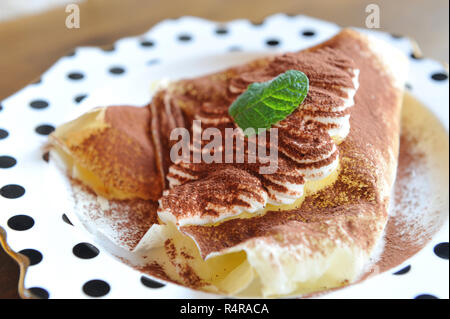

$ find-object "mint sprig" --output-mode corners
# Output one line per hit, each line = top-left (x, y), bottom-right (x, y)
(228, 70), (309, 136)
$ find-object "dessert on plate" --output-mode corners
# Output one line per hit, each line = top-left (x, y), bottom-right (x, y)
(49, 29), (408, 297)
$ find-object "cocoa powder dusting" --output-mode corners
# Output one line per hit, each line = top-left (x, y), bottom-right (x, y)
(61, 30), (448, 296)
(71, 180), (158, 250)
(165, 238), (177, 266)
(181, 29), (401, 259)
(137, 262), (178, 284)
(68, 106), (163, 201)
(374, 134), (429, 273)
(179, 264), (205, 287)
(155, 37), (359, 222)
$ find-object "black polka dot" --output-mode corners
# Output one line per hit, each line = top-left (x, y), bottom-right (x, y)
(140, 40), (155, 47)
(434, 242), (449, 259)
(415, 294), (439, 299)
(391, 33), (403, 39)
(0, 129), (8, 139)
(62, 214), (73, 226)
(19, 249), (43, 266)
(82, 279), (110, 297)
(0, 156), (17, 168)
(215, 27), (228, 35)
(228, 46), (242, 52)
(35, 124), (55, 135)
(405, 83), (413, 90)
(109, 67), (126, 75)
(0, 104), (3, 111)
(140, 275), (165, 288)
(431, 72), (448, 81)
(73, 242), (99, 259)
(301, 30), (316, 37)
(251, 20), (264, 26)
(28, 287), (49, 299)
(410, 52), (423, 60)
(102, 44), (115, 52)
(66, 50), (76, 57)
(7, 215), (34, 231)
(177, 34), (192, 42)
(32, 78), (42, 85)
(266, 39), (280, 47)
(147, 59), (160, 65)
(1, 185), (25, 199)
(393, 265), (411, 275)
(67, 72), (84, 80)
(29, 100), (49, 110)
(74, 94), (88, 103)
(42, 152), (50, 163)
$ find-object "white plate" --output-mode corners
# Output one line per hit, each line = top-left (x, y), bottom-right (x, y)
(0, 14), (448, 299)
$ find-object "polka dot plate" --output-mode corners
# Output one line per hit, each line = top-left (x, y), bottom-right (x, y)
(0, 14), (448, 299)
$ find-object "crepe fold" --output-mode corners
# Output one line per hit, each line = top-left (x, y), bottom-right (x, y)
(49, 29), (408, 297)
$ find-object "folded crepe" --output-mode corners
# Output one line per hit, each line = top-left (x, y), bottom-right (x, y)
(49, 29), (408, 297)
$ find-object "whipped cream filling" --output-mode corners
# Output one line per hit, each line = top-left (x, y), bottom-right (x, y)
(302, 69), (359, 141)
(296, 152), (339, 181)
(158, 193), (268, 226)
(158, 57), (360, 226)
(166, 165), (196, 186)
(195, 115), (234, 125)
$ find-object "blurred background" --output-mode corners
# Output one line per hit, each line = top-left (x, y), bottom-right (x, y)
(0, 0), (448, 299)
(0, 0), (448, 101)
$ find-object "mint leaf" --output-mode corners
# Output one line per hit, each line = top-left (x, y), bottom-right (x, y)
(228, 70), (309, 136)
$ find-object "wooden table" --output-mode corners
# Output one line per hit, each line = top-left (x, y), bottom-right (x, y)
(0, 0), (448, 299)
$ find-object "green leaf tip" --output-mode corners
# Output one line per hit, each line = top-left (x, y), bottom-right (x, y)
(228, 70), (309, 136)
